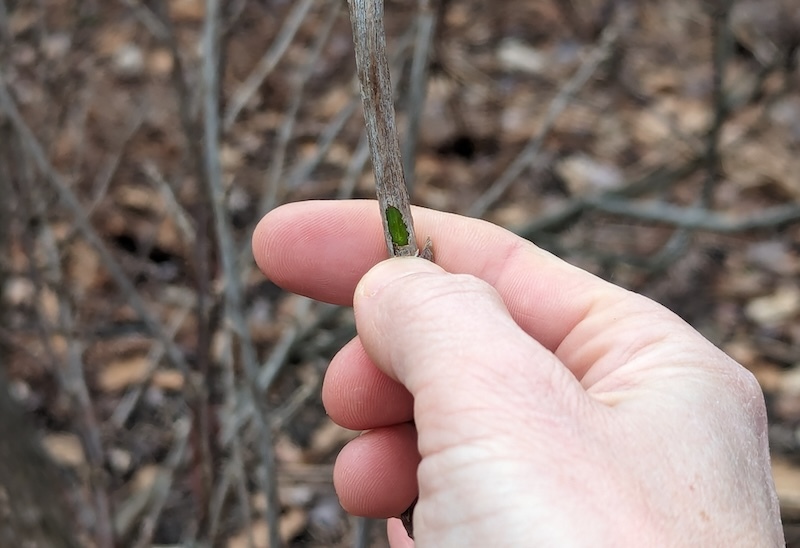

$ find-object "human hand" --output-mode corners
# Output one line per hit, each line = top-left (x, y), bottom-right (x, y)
(253, 200), (783, 547)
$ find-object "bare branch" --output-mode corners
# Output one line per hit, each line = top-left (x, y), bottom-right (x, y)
(223, 0), (315, 130)
(468, 7), (630, 218)
(285, 22), (417, 192)
(586, 197), (800, 233)
(0, 73), (194, 383)
(338, 132), (371, 199)
(0, 0), (9, 42)
(207, 331), (254, 546)
(9, 157), (113, 547)
(201, 2), (280, 546)
(402, 0), (437, 192)
(515, 157), (705, 238)
(260, 0), (342, 215)
(702, 0), (735, 206)
(348, 0), (424, 258)
(130, 417), (191, 548)
(86, 111), (145, 215)
(115, 0), (169, 40)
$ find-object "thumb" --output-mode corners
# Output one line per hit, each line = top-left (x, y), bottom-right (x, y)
(353, 257), (588, 447)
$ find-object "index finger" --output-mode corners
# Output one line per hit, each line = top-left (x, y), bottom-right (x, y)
(253, 200), (623, 354)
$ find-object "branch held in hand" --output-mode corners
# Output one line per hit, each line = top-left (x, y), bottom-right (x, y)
(347, 0), (431, 260)
(347, 0), (432, 539)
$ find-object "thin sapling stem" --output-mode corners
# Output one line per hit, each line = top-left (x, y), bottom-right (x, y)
(348, 0), (432, 261)
(346, 0), (433, 538)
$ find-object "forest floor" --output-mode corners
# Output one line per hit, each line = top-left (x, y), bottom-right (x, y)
(2, 0), (800, 546)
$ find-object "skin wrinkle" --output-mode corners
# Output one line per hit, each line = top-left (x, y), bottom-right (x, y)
(494, 244), (607, 353)
(359, 266), (583, 415)
(564, 297), (704, 391)
(413, 382), (542, 457)
(583, 334), (678, 397)
(467, 233), (529, 291)
(401, 350), (568, 451)
(359, 271), (504, 372)
(417, 418), (651, 546)
(422, 330), (575, 429)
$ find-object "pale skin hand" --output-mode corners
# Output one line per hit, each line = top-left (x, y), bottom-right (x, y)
(253, 200), (784, 547)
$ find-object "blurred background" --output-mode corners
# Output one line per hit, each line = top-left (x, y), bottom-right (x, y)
(1, 0), (799, 545)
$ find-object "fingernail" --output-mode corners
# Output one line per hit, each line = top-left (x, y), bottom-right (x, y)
(356, 256), (442, 298)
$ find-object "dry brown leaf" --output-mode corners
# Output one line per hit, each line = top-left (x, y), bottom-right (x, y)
(748, 361), (784, 394)
(317, 87), (352, 119)
(98, 355), (151, 391)
(497, 39), (548, 74)
(8, 8), (38, 36)
(723, 340), (759, 368)
(772, 456), (800, 518)
(8, 237), (31, 272)
(274, 435), (304, 464)
(327, 143), (352, 168)
(38, 286), (59, 324)
(281, 507), (309, 543)
(147, 48), (174, 77)
(67, 240), (101, 298)
(211, 329), (231, 366)
(42, 33), (71, 61)
(151, 369), (184, 391)
(226, 509), (308, 548)
(50, 335), (68, 360)
(3, 276), (35, 307)
(115, 185), (165, 214)
(155, 218), (183, 254)
(638, 66), (681, 95)
(745, 286), (800, 328)
(776, 367), (800, 421)
(42, 433), (86, 468)
(490, 196), (551, 227)
(170, 0), (205, 23)
(131, 465), (159, 492)
(94, 23), (137, 57)
(111, 44), (145, 79)
(631, 108), (672, 147)
(717, 269), (770, 299)
(308, 420), (357, 457)
(746, 240), (798, 276)
(221, 144), (245, 171)
(556, 154), (624, 196)
(419, 78), (459, 145)
(108, 448), (133, 475)
(723, 136), (800, 197)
